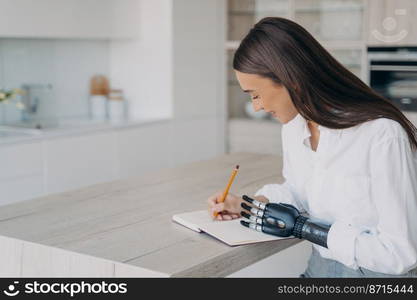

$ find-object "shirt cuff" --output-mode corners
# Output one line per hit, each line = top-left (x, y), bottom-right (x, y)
(254, 185), (268, 197)
(327, 220), (362, 269)
(254, 183), (294, 204)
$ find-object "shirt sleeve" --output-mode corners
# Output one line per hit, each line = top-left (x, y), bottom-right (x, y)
(254, 147), (307, 213)
(327, 137), (417, 275)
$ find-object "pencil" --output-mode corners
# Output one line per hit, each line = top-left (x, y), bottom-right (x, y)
(213, 165), (239, 218)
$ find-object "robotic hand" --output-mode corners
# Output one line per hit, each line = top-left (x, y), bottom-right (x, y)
(240, 195), (330, 248)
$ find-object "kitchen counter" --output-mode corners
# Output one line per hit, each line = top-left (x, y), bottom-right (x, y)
(0, 117), (171, 146)
(0, 152), (301, 277)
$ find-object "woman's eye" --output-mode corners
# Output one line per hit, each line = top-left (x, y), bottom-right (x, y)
(252, 95), (259, 100)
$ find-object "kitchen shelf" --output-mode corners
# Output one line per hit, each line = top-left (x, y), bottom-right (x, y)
(226, 0), (369, 124)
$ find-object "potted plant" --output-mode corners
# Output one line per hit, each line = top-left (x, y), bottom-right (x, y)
(0, 88), (25, 109)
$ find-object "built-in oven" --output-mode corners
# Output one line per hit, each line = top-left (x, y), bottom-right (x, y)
(368, 47), (417, 112)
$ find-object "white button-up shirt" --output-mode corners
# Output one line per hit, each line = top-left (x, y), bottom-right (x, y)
(254, 113), (417, 275)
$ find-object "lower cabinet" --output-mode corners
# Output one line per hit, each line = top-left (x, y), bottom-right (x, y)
(0, 118), (223, 204)
(0, 142), (44, 206)
(44, 132), (119, 194)
(117, 122), (172, 178)
(169, 118), (223, 167)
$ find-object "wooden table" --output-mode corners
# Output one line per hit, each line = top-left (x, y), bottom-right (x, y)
(0, 152), (301, 277)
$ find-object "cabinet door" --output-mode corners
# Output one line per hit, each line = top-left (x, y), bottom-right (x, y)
(0, 142), (44, 205)
(170, 118), (222, 166)
(368, 0), (417, 45)
(117, 122), (172, 178)
(44, 132), (118, 194)
(0, 0), (139, 39)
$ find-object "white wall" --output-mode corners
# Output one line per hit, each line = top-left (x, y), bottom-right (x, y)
(0, 38), (110, 123)
(109, 0), (173, 121)
(171, 0), (227, 157)
(110, 0), (227, 157)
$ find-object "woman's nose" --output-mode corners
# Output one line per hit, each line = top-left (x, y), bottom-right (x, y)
(252, 102), (263, 112)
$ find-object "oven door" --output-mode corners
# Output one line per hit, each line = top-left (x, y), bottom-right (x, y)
(370, 61), (417, 112)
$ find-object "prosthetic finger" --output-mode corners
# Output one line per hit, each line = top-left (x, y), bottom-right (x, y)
(241, 202), (265, 217)
(240, 220), (283, 237)
(240, 220), (262, 232)
(240, 211), (262, 225)
(241, 211), (285, 228)
(242, 195), (266, 210)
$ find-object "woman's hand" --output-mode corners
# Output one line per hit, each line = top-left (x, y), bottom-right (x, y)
(207, 191), (242, 221)
(207, 191), (270, 221)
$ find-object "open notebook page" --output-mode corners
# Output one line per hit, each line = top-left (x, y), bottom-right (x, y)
(172, 210), (293, 246)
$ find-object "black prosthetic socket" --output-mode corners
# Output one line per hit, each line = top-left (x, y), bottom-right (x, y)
(294, 216), (330, 248)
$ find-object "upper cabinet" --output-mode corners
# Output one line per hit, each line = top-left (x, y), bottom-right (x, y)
(0, 0), (139, 39)
(368, 0), (417, 46)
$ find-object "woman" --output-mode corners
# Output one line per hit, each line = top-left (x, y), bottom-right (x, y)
(207, 17), (417, 278)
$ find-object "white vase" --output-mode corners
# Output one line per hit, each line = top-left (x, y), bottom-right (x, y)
(108, 100), (127, 121)
(90, 95), (108, 120)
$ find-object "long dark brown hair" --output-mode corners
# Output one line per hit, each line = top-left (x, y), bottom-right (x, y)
(233, 17), (417, 151)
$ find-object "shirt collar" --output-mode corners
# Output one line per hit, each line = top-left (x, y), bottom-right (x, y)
(283, 113), (343, 144)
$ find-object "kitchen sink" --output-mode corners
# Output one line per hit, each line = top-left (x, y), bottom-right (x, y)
(1, 118), (110, 133)
(0, 126), (42, 137)
(6, 119), (62, 130)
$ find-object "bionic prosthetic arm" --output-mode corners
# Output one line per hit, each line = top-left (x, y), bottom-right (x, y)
(240, 195), (330, 248)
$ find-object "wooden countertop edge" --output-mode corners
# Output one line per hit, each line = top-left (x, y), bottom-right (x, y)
(171, 238), (302, 277)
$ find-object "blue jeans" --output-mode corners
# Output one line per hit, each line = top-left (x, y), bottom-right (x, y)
(300, 246), (417, 278)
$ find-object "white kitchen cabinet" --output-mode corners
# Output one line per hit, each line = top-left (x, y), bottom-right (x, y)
(0, 176), (44, 206)
(0, 141), (43, 180)
(228, 118), (283, 155)
(43, 132), (119, 194)
(117, 122), (172, 179)
(0, 0), (139, 39)
(118, 118), (224, 177)
(169, 118), (223, 167)
(0, 117), (225, 204)
(368, 0), (417, 45)
(0, 142), (44, 205)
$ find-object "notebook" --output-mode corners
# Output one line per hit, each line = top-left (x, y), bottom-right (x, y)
(172, 210), (293, 246)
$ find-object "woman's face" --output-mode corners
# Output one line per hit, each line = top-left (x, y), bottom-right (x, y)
(235, 70), (298, 124)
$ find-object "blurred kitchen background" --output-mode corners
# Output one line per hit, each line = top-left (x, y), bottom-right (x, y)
(1, 0), (417, 206)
